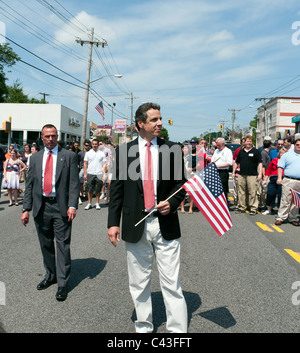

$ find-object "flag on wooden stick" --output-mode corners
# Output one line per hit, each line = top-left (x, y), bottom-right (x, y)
(182, 163), (232, 236)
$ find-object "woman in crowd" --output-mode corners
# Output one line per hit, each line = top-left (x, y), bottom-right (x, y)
(3, 149), (26, 206)
(20, 144), (32, 186)
(262, 147), (287, 215)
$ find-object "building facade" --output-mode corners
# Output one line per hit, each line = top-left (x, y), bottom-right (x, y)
(256, 97), (300, 146)
(0, 103), (89, 147)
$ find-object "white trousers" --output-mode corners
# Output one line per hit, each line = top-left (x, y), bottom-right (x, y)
(276, 177), (300, 222)
(125, 217), (188, 333)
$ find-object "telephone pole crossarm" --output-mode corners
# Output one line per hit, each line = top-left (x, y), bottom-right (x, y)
(76, 28), (108, 146)
(228, 109), (241, 141)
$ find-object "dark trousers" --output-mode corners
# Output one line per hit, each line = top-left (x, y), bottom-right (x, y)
(218, 169), (229, 199)
(266, 176), (282, 208)
(34, 198), (72, 287)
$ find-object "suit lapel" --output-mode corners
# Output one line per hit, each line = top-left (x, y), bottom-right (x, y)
(128, 139), (143, 193)
(55, 147), (65, 183)
(36, 149), (44, 185)
(157, 137), (165, 189)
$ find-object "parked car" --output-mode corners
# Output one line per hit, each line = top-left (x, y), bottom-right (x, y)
(225, 143), (241, 172)
(225, 143), (241, 154)
(0, 144), (7, 154)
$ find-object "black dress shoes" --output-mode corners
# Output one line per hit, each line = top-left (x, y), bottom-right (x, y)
(37, 278), (57, 290)
(56, 287), (68, 301)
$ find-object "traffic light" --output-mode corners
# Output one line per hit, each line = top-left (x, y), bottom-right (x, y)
(219, 124), (223, 131)
(168, 119), (173, 125)
(2, 121), (11, 133)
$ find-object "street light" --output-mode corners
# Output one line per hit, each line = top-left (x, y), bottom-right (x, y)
(81, 73), (123, 146)
(90, 74), (122, 84)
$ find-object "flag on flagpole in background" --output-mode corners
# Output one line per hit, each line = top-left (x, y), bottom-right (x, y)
(290, 188), (300, 208)
(182, 163), (232, 236)
(95, 101), (105, 120)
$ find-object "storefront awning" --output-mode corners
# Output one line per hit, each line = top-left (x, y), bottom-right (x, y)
(292, 114), (300, 123)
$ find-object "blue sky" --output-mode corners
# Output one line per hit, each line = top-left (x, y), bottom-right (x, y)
(1, 0), (300, 142)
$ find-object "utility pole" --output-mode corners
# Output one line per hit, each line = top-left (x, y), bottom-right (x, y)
(228, 109), (241, 142)
(76, 28), (107, 146)
(125, 92), (139, 140)
(39, 92), (50, 102)
(255, 97), (273, 137)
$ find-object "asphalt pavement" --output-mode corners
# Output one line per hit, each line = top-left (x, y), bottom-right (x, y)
(0, 192), (300, 334)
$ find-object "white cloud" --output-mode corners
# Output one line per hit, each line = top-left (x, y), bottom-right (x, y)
(207, 30), (234, 43)
(219, 64), (275, 82)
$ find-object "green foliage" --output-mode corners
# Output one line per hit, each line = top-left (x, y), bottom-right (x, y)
(0, 44), (45, 103)
(0, 43), (20, 73)
(160, 127), (169, 140)
(3, 80), (45, 103)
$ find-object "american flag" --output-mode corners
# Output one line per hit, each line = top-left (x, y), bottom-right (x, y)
(182, 163), (232, 236)
(95, 101), (105, 120)
(290, 188), (300, 208)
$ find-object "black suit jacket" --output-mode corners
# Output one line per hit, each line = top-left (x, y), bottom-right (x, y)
(23, 147), (80, 218)
(107, 137), (186, 243)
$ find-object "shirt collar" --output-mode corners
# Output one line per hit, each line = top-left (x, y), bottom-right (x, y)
(138, 135), (157, 146)
(45, 145), (58, 154)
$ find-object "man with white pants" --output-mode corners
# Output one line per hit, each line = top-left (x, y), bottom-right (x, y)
(108, 103), (188, 333)
(275, 138), (300, 226)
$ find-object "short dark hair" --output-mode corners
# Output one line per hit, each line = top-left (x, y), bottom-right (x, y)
(284, 136), (292, 143)
(263, 140), (271, 148)
(41, 124), (58, 135)
(135, 102), (160, 131)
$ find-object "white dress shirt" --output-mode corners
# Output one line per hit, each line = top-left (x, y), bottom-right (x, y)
(211, 146), (233, 170)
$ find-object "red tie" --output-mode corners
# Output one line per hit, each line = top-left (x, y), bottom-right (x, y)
(143, 142), (155, 211)
(44, 150), (53, 195)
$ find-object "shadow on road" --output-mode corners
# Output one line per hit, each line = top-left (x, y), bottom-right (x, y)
(199, 306), (236, 329)
(0, 321), (5, 333)
(68, 257), (107, 292)
(131, 290), (202, 332)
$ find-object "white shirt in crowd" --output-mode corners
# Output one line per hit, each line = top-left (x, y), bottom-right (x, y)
(84, 148), (107, 176)
(211, 146), (233, 170)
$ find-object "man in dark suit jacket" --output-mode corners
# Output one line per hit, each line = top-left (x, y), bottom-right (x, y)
(108, 103), (188, 332)
(21, 124), (80, 301)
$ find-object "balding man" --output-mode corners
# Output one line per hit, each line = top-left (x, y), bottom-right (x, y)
(210, 137), (233, 202)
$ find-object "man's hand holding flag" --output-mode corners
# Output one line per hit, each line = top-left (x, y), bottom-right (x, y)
(136, 162), (232, 236)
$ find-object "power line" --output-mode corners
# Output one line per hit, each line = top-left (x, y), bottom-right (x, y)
(2, 34), (86, 86)
(76, 28), (108, 144)
(0, 2), (87, 62)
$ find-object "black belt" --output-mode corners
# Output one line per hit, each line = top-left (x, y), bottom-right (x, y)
(42, 196), (56, 201)
(142, 211), (159, 217)
(284, 176), (300, 181)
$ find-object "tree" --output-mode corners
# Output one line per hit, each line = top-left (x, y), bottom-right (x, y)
(0, 43), (20, 102)
(160, 127), (169, 140)
(249, 115), (258, 141)
(4, 80), (45, 103)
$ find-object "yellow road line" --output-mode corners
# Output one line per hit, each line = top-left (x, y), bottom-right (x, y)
(271, 224), (284, 233)
(285, 249), (300, 264)
(256, 222), (274, 232)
